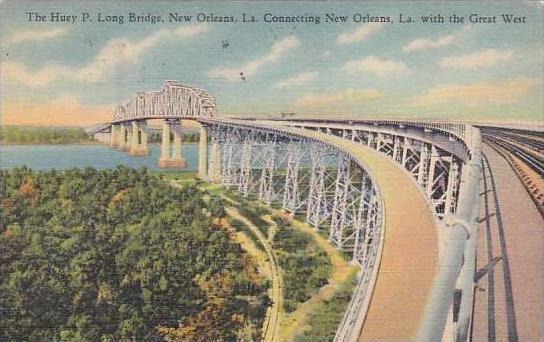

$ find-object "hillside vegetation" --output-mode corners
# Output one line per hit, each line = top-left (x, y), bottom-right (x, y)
(1, 126), (92, 144)
(0, 167), (269, 341)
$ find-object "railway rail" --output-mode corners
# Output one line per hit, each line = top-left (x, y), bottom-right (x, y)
(480, 127), (544, 216)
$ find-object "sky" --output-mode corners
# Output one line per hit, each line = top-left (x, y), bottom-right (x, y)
(1, 1), (543, 126)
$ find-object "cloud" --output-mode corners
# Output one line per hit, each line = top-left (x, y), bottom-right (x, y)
(337, 23), (384, 45)
(1, 25), (209, 87)
(403, 34), (455, 52)
(440, 49), (513, 70)
(343, 56), (410, 76)
(1, 62), (71, 87)
(412, 78), (538, 107)
(321, 50), (332, 59)
(276, 71), (319, 88)
(208, 35), (300, 81)
(8, 28), (68, 44)
(2, 95), (113, 126)
(294, 89), (381, 108)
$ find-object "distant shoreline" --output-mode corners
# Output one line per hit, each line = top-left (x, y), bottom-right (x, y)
(2, 141), (199, 146)
(2, 141), (101, 146)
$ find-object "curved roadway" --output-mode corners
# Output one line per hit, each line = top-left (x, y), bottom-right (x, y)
(282, 126), (440, 341)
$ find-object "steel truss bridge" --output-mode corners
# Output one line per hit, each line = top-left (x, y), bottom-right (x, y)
(89, 81), (540, 342)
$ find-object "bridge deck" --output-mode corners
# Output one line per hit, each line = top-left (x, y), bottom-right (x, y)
(472, 144), (543, 342)
(286, 127), (439, 341)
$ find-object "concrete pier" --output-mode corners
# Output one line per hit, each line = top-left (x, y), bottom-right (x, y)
(118, 124), (128, 151)
(158, 120), (187, 169)
(109, 124), (118, 148)
(198, 124), (207, 179)
(129, 121), (149, 156)
(125, 123), (133, 152)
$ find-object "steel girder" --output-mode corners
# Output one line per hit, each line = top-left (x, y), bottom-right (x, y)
(203, 122), (382, 266)
(282, 141), (309, 213)
(318, 128), (463, 220)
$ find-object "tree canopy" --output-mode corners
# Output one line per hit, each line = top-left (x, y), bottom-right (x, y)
(0, 166), (269, 341)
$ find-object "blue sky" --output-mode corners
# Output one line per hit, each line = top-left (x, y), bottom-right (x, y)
(1, 1), (542, 125)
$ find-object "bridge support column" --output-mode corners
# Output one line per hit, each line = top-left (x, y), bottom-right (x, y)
(129, 121), (149, 156)
(426, 146), (438, 198)
(125, 123), (133, 153)
(209, 141), (222, 183)
(160, 120), (170, 161)
(282, 142), (303, 213)
(110, 124), (119, 148)
(418, 143), (429, 187)
(119, 123), (129, 151)
(158, 120), (187, 169)
(258, 140), (277, 204)
(306, 144), (332, 229)
(141, 124), (148, 152)
(367, 132), (374, 147)
(401, 137), (410, 167)
(330, 155), (350, 247)
(392, 136), (401, 163)
(444, 160), (459, 215)
(198, 124), (208, 180)
(239, 141), (253, 197)
(171, 122), (187, 167)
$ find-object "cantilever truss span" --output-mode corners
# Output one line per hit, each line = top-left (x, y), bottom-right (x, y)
(112, 80), (217, 123)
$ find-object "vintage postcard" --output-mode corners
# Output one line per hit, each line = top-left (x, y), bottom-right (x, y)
(1, 1), (542, 342)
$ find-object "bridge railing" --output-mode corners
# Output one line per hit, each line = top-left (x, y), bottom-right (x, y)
(416, 124), (481, 342)
(259, 117), (482, 341)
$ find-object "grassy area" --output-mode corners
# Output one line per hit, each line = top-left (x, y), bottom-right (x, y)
(272, 215), (332, 313)
(294, 269), (358, 342)
(276, 217), (357, 342)
(149, 170), (197, 181)
(229, 218), (265, 252)
(223, 191), (273, 236)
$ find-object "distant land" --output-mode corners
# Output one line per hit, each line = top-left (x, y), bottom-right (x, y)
(1, 125), (201, 145)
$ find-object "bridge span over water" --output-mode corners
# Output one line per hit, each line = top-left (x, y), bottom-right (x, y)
(90, 81), (543, 342)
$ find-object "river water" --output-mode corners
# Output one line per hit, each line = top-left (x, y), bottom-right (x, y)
(1, 144), (199, 171)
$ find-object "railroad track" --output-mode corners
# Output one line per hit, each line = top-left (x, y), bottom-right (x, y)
(484, 129), (543, 150)
(480, 127), (544, 216)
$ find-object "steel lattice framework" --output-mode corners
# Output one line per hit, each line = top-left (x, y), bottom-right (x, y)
(205, 122), (383, 272)
(270, 121), (466, 221)
(111, 80), (216, 123)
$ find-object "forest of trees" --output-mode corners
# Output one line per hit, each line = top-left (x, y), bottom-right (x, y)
(148, 130), (200, 143)
(1, 126), (92, 144)
(0, 167), (269, 341)
(1, 126), (201, 145)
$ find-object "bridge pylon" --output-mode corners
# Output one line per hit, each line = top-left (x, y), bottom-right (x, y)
(158, 119), (187, 169)
(129, 120), (149, 156)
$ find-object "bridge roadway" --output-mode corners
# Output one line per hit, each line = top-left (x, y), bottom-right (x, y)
(268, 124), (440, 341)
(472, 144), (544, 342)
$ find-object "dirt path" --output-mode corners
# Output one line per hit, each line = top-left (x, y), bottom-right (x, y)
(277, 219), (356, 342)
(226, 207), (283, 342)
